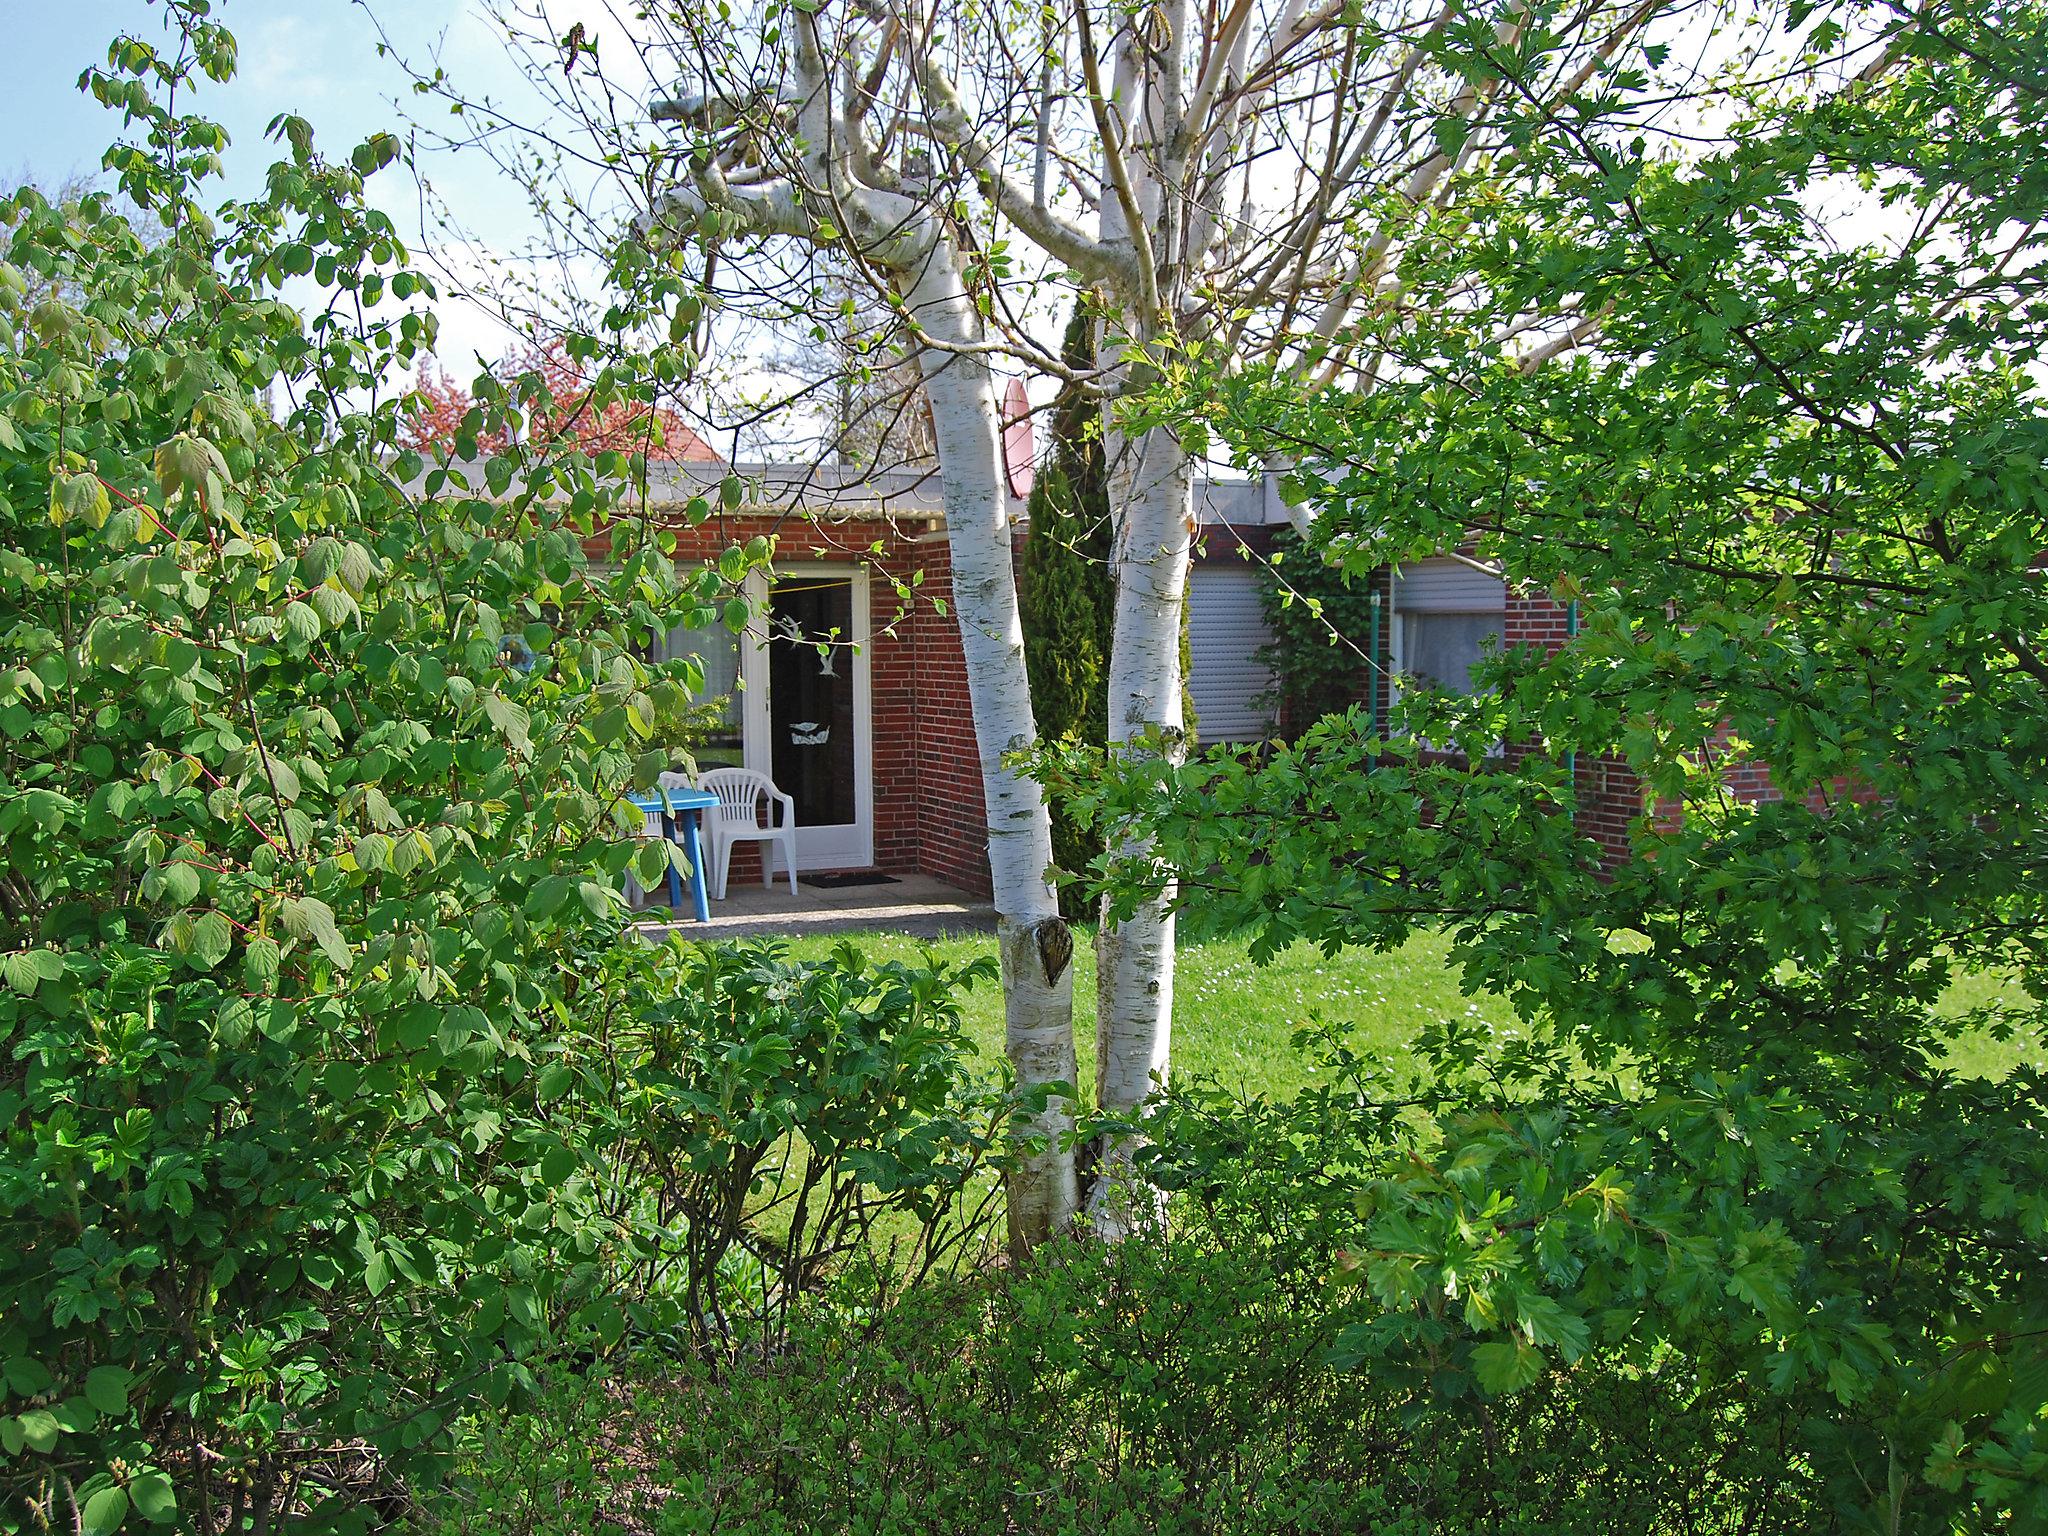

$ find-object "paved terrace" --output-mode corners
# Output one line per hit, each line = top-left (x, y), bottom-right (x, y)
(634, 873), (996, 941)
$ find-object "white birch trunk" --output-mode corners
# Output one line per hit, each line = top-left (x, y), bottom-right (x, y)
(1091, 421), (1194, 1235)
(896, 239), (1080, 1253)
(1085, 4), (1196, 1234)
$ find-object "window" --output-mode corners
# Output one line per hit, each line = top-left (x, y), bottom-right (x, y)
(1389, 557), (1506, 755)
(1389, 558), (1507, 697)
(1398, 610), (1501, 695)
(650, 616), (745, 767)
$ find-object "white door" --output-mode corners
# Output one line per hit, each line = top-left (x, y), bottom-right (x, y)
(740, 565), (874, 870)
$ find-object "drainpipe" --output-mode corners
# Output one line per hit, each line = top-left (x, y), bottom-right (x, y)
(1367, 588), (1382, 751)
(1564, 599), (1580, 791)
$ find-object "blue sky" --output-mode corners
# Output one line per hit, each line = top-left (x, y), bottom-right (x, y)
(5, 6), (462, 201)
(2, 2), (591, 368)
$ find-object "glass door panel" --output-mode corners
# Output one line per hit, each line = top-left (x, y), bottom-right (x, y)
(768, 577), (858, 829)
(741, 567), (873, 871)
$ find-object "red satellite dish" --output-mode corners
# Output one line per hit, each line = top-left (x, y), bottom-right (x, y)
(1002, 378), (1036, 499)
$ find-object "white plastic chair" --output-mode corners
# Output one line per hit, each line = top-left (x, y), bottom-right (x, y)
(697, 767), (799, 899)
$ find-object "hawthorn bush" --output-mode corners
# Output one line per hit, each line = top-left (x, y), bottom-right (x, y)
(1057, 0), (2048, 1529)
(0, 9), (770, 1531)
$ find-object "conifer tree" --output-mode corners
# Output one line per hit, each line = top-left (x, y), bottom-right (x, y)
(1021, 306), (1115, 916)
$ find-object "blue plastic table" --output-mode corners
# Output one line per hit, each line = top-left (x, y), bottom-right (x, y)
(627, 786), (718, 923)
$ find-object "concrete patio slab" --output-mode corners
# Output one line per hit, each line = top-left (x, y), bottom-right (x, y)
(634, 872), (996, 941)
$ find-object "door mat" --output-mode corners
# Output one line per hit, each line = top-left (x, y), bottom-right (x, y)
(802, 871), (903, 889)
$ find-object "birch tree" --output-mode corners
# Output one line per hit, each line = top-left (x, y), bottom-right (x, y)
(644, 16), (1088, 1250)
(387, 0), (1731, 1232)
(884, 0), (1692, 1217)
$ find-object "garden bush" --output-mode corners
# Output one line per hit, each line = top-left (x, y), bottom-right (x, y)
(420, 1101), (1829, 1536)
(0, 10), (771, 1529)
(556, 935), (1013, 1350)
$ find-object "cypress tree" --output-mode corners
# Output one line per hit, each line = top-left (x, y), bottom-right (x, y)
(1020, 306), (1115, 916)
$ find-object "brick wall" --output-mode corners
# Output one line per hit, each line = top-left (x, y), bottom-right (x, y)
(1505, 590), (1831, 865)
(591, 510), (994, 895)
(1505, 592), (1649, 866)
(909, 535), (995, 897)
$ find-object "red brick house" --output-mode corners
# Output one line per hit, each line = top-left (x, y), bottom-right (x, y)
(1326, 553), (1805, 866)
(610, 465), (1291, 896)
(600, 454), (1794, 890)
(562, 441), (1838, 895)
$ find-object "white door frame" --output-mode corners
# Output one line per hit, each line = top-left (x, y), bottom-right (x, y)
(740, 563), (874, 870)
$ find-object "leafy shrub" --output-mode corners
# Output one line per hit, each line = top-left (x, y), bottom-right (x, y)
(560, 936), (1012, 1349)
(1125, 1025), (2048, 1533)
(420, 1162), (1826, 1536)
(0, 11), (759, 1531)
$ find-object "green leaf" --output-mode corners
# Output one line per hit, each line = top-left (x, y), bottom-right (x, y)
(308, 585), (357, 629)
(3, 948), (65, 994)
(51, 471), (112, 530)
(483, 692), (531, 752)
(1515, 1293), (1591, 1361)
(337, 541), (374, 596)
(1471, 1339), (1547, 1395)
(158, 862), (201, 906)
(81, 1485), (128, 1534)
(16, 1407), (60, 1452)
(264, 756), (302, 804)
(83, 1365), (133, 1416)
(188, 911), (233, 972)
(283, 600), (322, 647)
(216, 996), (255, 1046)
(129, 1472), (176, 1524)
(153, 432), (228, 498)
(3, 1356), (52, 1397)
(389, 829), (431, 877)
(280, 897), (351, 971)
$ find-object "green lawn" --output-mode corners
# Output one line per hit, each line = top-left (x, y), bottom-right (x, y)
(775, 927), (1513, 1104)
(775, 926), (2042, 1094)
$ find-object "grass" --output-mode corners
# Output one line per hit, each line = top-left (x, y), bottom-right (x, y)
(1932, 964), (2046, 1079)
(776, 925), (2043, 1092)
(775, 926), (1517, 1104)
(745, 924), (2040, 1289)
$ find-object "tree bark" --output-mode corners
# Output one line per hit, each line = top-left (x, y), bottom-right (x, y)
(1082, 0), (1196, 1233)
(897, 238), (1080, 1253)
(1090, 420), (1194, 1234)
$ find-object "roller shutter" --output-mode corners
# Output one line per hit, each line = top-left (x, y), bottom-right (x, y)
(1390, 557), (1506, 613)
(1187, 565), (1276, 741)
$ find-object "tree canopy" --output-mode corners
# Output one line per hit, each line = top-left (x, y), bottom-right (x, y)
(1059, 0), (2048, 1523)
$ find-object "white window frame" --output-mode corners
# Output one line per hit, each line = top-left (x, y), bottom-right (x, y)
(1386, 560), (1507, 758)
(739, 563), (875, 871)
